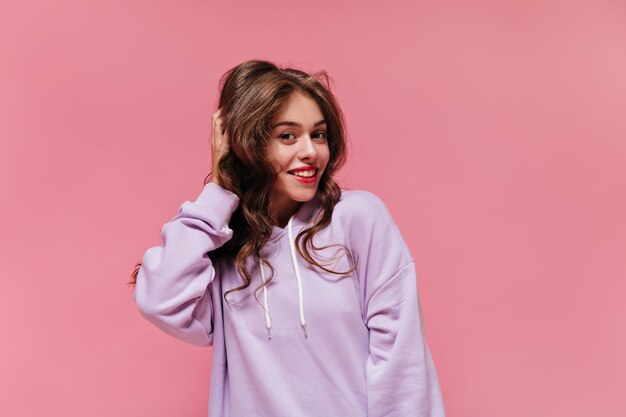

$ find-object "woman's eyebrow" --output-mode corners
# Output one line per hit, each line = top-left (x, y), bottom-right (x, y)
(271, 120), (326, 129)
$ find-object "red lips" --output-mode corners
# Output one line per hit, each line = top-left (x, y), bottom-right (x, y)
(288, 165), (317, 173)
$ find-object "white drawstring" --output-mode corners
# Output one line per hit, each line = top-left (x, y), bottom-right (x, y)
(258, 258), (272, 340)
(257, 213), (308, 340)
(287, 216), (308, 337)
(287, 215), (308, 338)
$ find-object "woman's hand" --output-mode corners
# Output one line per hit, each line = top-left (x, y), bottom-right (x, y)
(210, 108), (230, 188)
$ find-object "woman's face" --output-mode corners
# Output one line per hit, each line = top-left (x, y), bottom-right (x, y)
(267, 91), (330, 225)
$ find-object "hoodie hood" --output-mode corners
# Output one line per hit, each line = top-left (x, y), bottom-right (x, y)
(265, 192), (323, 245)
(258, 192), (323, 340)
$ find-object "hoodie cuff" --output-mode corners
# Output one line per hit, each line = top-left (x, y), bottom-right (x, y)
(192, 182), (240, 227)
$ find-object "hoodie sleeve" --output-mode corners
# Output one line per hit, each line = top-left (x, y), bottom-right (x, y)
(365, 261), (446, 417)
(347, 191), (446, 417)
(132, 182), (240, 347)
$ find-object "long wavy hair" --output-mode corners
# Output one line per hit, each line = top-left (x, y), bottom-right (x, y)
(128, 59), (356, 309)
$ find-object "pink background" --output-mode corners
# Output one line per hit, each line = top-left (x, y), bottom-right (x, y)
(1, 0), (625, 416)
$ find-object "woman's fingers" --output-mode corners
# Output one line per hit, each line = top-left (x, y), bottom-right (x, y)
(211, 109), (221, 146)
(210, 108), (229, 187)
(214, 109), (228, 154)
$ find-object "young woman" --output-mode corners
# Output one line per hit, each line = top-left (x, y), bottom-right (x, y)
(129, 60), (446, 417)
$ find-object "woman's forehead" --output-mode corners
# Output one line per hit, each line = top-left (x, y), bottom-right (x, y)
(271, 92), (324, 127)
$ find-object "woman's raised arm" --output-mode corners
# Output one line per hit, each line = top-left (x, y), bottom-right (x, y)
(133, 182), (239, 346)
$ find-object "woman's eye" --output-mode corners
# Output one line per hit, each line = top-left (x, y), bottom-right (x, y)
(278, 131), (328, 141)
(279, 132), (296, 140)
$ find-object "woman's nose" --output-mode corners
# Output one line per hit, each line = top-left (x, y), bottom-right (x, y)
(298, 135), (317, 157)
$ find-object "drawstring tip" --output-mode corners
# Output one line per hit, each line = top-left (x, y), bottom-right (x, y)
(302, 323), (307, 338)
(267, 327), (272, 340)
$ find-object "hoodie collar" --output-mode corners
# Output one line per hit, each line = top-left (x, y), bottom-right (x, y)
(266, 192), (322, 246)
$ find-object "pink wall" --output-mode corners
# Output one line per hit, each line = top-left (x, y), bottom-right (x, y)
(1, 0), (625, 416)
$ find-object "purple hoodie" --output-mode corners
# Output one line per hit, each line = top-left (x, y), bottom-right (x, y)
(133, 182), (446, 417)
